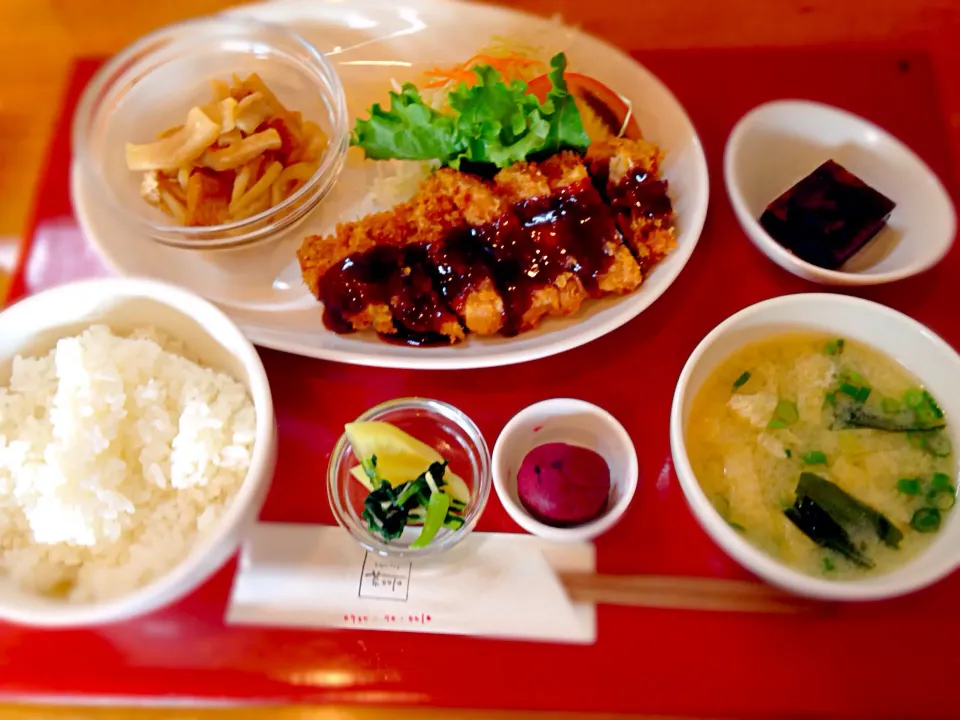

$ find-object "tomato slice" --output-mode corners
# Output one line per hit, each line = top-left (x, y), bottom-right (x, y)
(527, 72), (642, 141)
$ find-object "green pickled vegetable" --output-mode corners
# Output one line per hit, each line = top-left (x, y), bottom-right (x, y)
(362, 455), (380, 482)
(410, 490), (451, 549)
(802, 450), (827, 465)
(361, 461), (462, 545)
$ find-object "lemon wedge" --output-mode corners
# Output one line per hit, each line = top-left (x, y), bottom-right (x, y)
(345, 421), (471, 503)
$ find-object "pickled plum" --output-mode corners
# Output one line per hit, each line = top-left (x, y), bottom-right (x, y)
(516, 442), (611, 527)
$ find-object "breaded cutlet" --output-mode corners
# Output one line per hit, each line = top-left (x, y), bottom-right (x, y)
(586, 137), (677, 271)
(298, 204), (463, 342)
(493, 161), (587, 331)
(297, 204), (413, 297)
(297, 207), (414, 335)
(540, 152), (642, 294)
(410, 169), (506, 336)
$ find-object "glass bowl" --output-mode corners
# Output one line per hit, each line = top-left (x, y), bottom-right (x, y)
(72, 16), (348, 250)
(328, 398), (492, 559)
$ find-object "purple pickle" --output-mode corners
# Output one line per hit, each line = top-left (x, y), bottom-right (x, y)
(517, 442), (611, 527)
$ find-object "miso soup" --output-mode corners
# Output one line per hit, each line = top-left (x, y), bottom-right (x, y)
(686, 333), (956, 579)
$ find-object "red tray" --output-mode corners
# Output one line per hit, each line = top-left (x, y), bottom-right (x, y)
(2, 48), (959, 718)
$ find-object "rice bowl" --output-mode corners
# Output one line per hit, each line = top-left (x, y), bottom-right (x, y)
(0, 278), (276, 626)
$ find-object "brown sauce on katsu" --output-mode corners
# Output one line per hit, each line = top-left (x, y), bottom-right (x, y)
(555, 180), (623, 297)
(319, 246), (401, 334)
(476, 183), (623, 334)
(386, 245), (461, 347)
(429, 229), (498, 316)
(609, 167), (672, 220)
(319, 245), (461, 346)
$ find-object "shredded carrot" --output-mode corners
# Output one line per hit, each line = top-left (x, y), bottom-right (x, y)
(423, 53), (546, 89)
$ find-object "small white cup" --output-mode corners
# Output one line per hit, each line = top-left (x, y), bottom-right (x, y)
(492, 399), (638, 542)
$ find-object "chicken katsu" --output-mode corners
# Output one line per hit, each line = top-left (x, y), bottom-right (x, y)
(586, 137), (677, 273)
(296, 137), (675, 345)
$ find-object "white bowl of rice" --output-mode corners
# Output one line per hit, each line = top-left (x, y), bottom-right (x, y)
(0, 277), (276, 626)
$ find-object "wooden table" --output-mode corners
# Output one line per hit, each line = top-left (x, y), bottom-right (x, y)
(0, 0), (958, 717)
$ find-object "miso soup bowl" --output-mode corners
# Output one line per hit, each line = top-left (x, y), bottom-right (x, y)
(670, 293), (960, 601)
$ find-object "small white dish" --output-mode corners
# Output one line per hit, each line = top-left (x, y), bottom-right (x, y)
(724, 99), (956, 285)
(492, 399), (638, 542)
(0, 278), (277, 626)
(670, 293), (960, 601)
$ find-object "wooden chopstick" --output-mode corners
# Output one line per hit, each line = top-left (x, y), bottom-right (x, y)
(558, 572), (816, 614)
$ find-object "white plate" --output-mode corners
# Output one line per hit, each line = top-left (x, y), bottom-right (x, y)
(724, 100), (956, 286)
(72, 0), (709, 369)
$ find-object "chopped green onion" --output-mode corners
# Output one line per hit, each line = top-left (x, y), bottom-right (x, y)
(932, 472), (954, 490)
(927, 473), (956, 509)
(727, 520), (746, 532)
(822, 556), (836, 572)
(896, 478), (922, 495)
(841, 369), (866, 386)
(904, 389), (925, 409)
(732, 371), (751, 390)
(881, 397), (901, 413)
(824, 392), (836, 407)
(785, 449), (792, 458)
(768, 419), (787, 429)
(802, 450), (828, 465)
(910, 507), (942, 533)
(839, 382), (861, 399)
(855, 386), (872, 403)
(922, 431), (953, 458)
(926, 487), (956, 510)
(825, 339), (845, 356)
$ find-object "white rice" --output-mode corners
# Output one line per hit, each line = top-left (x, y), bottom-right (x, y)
(0, 325), (255, 602)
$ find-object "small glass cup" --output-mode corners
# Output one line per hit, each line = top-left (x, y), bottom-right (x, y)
(72, 16), (348, 250)
(328, 398), (492, 559)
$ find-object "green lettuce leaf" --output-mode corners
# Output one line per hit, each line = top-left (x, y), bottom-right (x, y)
(350, 85), (464, 163)
(540, 52), (591, 154)
(349, 52), (590, 169)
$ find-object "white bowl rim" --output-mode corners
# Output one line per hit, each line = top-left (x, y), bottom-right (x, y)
(724, 98), (957, 286)
(0, 277), (276, 626)
(492, 398), (639, 542)
(670, 292), (960, 601)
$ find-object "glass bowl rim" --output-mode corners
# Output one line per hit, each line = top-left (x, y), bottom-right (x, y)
(327, 397), (493, 558)
(71, 14), (349, 246)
